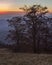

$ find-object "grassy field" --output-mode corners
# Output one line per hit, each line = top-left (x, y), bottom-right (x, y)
(0, 48), (52, 65)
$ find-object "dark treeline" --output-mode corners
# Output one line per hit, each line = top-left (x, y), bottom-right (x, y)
(1, 4), (52, 53)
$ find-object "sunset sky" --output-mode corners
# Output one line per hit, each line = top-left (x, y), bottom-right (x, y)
(0, 0), (52, 13)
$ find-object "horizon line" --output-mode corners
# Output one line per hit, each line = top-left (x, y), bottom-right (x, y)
(0, 11), (25, 14)
(0, 11), (52, 15)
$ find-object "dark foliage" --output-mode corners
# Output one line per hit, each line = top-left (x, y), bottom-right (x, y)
(6, 5), (52, 53)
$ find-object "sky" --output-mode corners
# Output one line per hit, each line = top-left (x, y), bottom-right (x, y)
(0, 0), (52, 13)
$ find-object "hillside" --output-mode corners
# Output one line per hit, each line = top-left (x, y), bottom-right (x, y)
(0, 48), (52, 65)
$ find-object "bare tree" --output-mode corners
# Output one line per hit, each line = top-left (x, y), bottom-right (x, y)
(20, 5), (50, 53)
(7, 4), (52, 53)
(7, 17), (22, 52)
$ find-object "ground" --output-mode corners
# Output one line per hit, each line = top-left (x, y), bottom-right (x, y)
(0, 48), (52, 65)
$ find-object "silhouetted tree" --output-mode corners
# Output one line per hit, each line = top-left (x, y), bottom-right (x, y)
(7, 4), (52, 53)
(20, 5), (50, 53)
(7, 17), (22, 52)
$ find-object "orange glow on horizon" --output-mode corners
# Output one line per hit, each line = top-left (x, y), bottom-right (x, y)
(0, 7), (24, 14)
(0, 11), (24, 15)
(0, 8), (52, 14)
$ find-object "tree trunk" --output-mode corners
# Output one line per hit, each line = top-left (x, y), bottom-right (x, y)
(14, 26), (20, 52)
(32, 22), (37, 53)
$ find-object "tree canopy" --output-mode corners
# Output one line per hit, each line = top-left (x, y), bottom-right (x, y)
(7, 4), (52, 53)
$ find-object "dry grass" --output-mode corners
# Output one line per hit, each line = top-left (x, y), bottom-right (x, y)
(0, 48), (52, 65)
